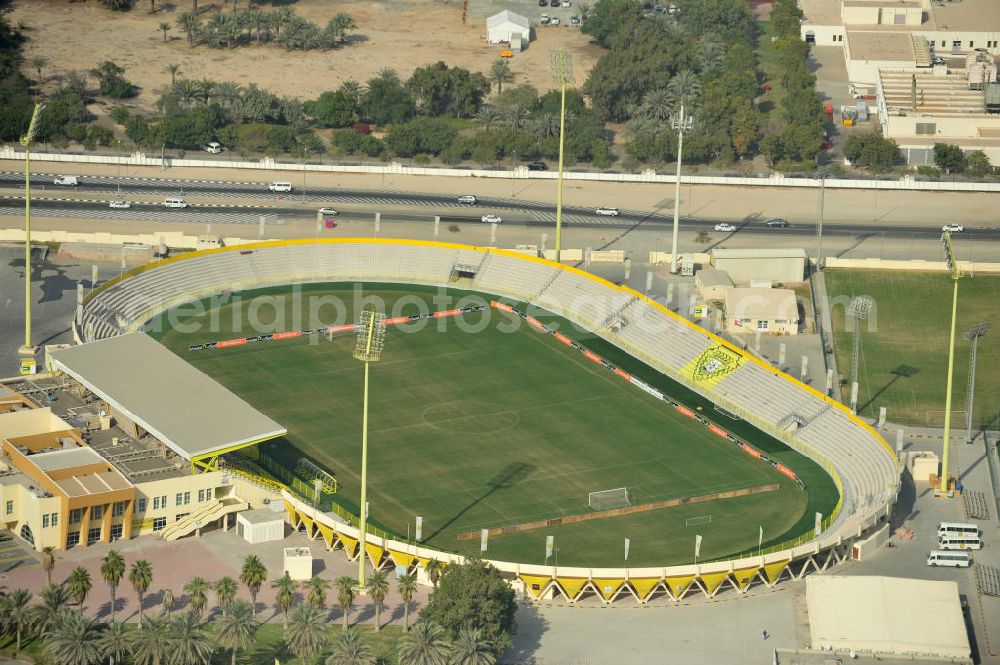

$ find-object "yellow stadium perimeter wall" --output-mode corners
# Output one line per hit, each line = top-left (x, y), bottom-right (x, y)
(76, 237), (897, 604)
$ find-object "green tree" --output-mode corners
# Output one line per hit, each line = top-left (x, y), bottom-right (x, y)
(168, 610), (214, 665)
(214, 576), (238, 615)
(771, 0), (805, 38)
(367, 571), (389, 632)
(97, 620), (129, 665)
(215, 599), (259, 665)
(424, 560), (443, 587)
(489, 59), (513, 95)
(364, 76), (416, 125)
(666, 69), (701, 110)
(67, 566), (92, 610)
(397, 621), (451, 665)
(406, 61), (489, 118)
(286, 603), (329, 665)
(272, 573), (298, 629)
(419, 558), (517, 655)
(335, 576), (356, 632)
(677, 0), (752, 41)
(177, 12), (201, 45)
(397, 572), (418, 632)
(159, 22), (172, 42)
(42, 610), (103, 665)
(305, 90), (357, 128)
(933, 143), (967, 174)
(30, 583), (73, 637)
(128, 559), (153, 619)
(844, 133), (899, 172)
(162, 588), (174, 617)
(451, 627), (496, 665)
(581, 0), (643, 46)
(965, 149), (991, 177)
(326, 627), (376, 665)
(1, 589), (32, 655)
(386, 117), (458, 157)
(304, 576), (331, 609)
(239, 554), (268, 615)
(129, 613), (169, 665)
(101, 0), (134, 10)
(41, 546), (56, 586)
(183, 576), (210, 616)
(90, 61), (136, 98)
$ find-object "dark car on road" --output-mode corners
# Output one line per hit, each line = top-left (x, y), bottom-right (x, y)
(766, 218), (789, 228)
(527, 161), (548, 171)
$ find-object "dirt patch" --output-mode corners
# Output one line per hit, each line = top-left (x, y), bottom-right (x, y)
(10, 0), (602, 115)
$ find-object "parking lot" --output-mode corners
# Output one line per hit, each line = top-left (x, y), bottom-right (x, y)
(468, 0), (583, 28)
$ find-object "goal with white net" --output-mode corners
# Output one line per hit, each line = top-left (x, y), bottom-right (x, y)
(588, 487), (631, 511)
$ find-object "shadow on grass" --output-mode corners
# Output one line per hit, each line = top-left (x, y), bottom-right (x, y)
(423, 462), (536, 543)
(859, 364), (921, 415)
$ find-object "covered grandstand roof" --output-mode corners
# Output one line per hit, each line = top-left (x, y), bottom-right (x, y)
(52, 333), (286, 460)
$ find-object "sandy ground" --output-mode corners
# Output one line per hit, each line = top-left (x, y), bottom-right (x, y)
(10, 0), (602, 115)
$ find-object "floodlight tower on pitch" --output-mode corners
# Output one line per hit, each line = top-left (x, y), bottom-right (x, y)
(846, 296), (873, 414)
(964, 323), (990, 445)
(938, 231), (963, 496)
(19, 103), (46, 357)
(353, 307), (386, 588)
(549, 48), (573, 264)
(669, 105), (694, 274)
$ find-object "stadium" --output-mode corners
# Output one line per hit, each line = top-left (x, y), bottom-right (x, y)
(68, 237), (899, 604)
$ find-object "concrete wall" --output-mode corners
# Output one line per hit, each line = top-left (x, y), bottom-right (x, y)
(0, 482), (63, 551)
(841, 5), (922, 26)
(801, 24), (846, 46)
(847, 57), (915, 87)
(712, 257), (806, 284)
(132, 470), (231, 536)
(885, 113), (1000, 141)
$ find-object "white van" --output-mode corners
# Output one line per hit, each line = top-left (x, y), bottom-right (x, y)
(938, 522), (979, 538)
(164, 198), (189, 208)
(927, 550), (971, 567)
(268, 182), (293, 192)
(938, 535), (983, 551)
(54, 175), (79, 186)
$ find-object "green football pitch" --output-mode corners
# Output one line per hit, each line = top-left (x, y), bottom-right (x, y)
(150, 284), (838, 567)
(825, 270), (1000, 429)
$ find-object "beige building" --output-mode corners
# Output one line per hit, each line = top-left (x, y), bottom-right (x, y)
(724, 287), (800, 335)
(711, 249), (807, 285)
(695, 268), (733, 301)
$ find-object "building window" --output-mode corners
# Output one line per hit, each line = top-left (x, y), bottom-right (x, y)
(970, 41), (974, 48)
(153, 496), (167, 510)
(113, 502), (126, 518)
(757, 320), (770, 331)
(184, 492), (190, 505)
(152, 517), (167, 532)
(916, 122), (937, 135)
(91, 505), (104, 521)
(175, 492), (190, 506)
(42, 514), (50, 528)
(66, 531), (80, 547)
(5, 500), (12, 515)
(50, 513), (58, 528)
(137, 498), (147, 513)
(87, 527), (101, 544)
(176, 513), (189, 521)
(110, 524), (123, 540)
(70, 508), (83, 524)
(197, 489), (206, 503)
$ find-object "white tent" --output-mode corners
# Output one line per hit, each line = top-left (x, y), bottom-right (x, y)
(487, 10), (531, 50)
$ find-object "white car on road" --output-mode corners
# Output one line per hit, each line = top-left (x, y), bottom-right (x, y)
(318, 207), (339, 216)
(109, 200), (132, 209)
(942, 223), (964, 233)
(714, 223), (736, 232)
(481, 214), (503, 224)
(595, 207), (620, 216)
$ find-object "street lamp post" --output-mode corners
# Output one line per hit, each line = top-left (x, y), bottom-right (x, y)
(353, 307), (387, 589)
(19, 103), (45, 358)
(549, 49), (573, 264)
(963, 323), (990, 445)
(938, 231), (963, 496)
(669, 105), (693, 274)
(815, 165), (833, 270)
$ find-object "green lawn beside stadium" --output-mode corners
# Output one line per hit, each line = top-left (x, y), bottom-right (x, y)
(151, 284), (837, 567)
(825, 270), (1000, 429)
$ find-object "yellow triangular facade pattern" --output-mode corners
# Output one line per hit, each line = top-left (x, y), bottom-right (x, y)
(763, 560), (791, 584)
(700, 572), (730, 595)
(519, 574), (553, 598)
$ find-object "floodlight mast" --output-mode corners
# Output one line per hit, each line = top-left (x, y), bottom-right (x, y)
(963, 323), (990, 445)
(549, 49), (573, 264)
(846, 296), (872, 413)
(353, 307), (386, 588)
(938, 232), (962, 496)
(669, 105), (694, 274)
(19, 103), (46, 357)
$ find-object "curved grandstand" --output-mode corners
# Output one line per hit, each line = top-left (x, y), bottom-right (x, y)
(74, 238), (900, 603)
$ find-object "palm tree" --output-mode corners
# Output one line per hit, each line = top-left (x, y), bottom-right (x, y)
(101, 549), (126, 622)
(397, 621), (451, 665)
(129, 559), (153, 619)
(375, 67), (400, 84)
(97, 620), (129, 665)
(367, 571), (389, 632)
(31, 56), (45, 81)
(167, 610), (213, 665)
(42, 610), (103, 665)
(526, 113), (560, 141)
(666, 69), (702, 110)
(424, 560), (444, 587)
(183, 577), (210, 617)
(215, 599), (259, 665)
(159, 22), (172, 42)
(698, 35), (726, 73)
(41, 546), (56, 586)
(636, 88), (674, 123)
(239, 554), (267, 615)
(177, 11), (200, 46)
(489, 59), (513, 95)
(286, 603), (328, 665)
(67, 566), (92, 610)
(303, 575), (330, 609)
(196, 78), (214, 104)
(476, 105), (501, 132)
(162, 588), (174, 617)
(165, 63), (182, 86)
(334, 576), (356, 632)
(272, 573), (297, 629)
(30, 583), (73, 637)
(2, 589), (32, 655)
(214, 576), (238, 615)
(451, 627), (496, 665)
(397, 572), (418, 632)
(130, 613), (169, 665)
(500, 104), (529, 131)
(326, 628), (376, 665)
(339, 79), (364, 105)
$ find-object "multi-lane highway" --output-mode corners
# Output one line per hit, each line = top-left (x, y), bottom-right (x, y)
(2, 171), (997, 240)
